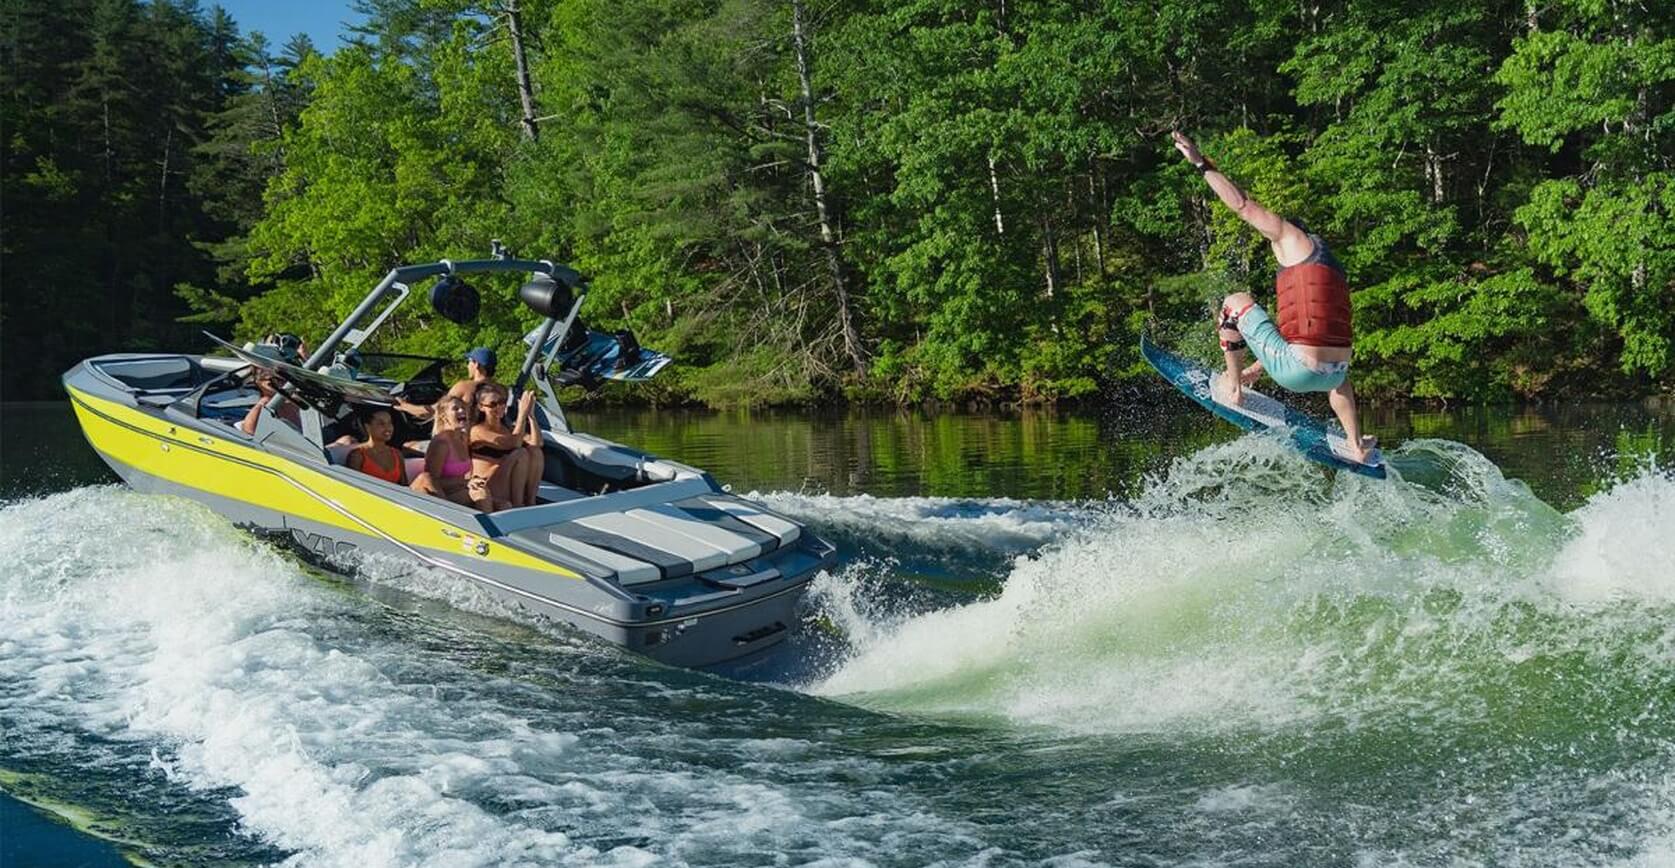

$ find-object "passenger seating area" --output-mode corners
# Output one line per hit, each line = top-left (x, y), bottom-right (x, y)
(93, 356), (209, 408)
(323, 442), (427, 483)
(323, 439), (585, 505)
(94, 356), (202, 392)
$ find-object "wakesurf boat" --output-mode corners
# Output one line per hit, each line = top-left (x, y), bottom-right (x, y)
(63, 245), (835, 667)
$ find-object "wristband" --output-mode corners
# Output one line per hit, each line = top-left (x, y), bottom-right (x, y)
(1194, 158), (1217, 175)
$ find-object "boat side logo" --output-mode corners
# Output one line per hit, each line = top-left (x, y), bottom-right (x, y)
(290, 528), (359, 558)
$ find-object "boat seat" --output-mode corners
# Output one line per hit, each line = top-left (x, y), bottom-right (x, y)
(202, 388), (258, 409)
(198, 388), (258, 423)
(399, 439), (430, 480)
(551, 432), (677, 482)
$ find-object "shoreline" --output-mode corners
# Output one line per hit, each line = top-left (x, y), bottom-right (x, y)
(5, 393), (1672, 412)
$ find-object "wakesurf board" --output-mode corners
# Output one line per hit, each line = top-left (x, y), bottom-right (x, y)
(1141, 333), (1387, 479)
(524, 324), (671, 385)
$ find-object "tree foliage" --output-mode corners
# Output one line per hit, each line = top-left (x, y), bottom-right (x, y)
(5, 0), (1673, 403)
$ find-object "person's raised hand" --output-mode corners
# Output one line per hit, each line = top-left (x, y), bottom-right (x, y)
(1171, 131), (1202, 164)
(518, 389), (536, 412)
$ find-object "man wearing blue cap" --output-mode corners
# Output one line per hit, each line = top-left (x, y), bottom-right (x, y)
(393, 347), (499, 421)
(448, 347), (498, 405)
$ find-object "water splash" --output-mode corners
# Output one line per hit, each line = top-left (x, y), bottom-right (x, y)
(752, 490), (1094, 553)
(0, 488), (605, 864)
(1548, 467), (1675, 604)
(9, 435), (1675, 865)
(807, 438), (1675, 740)
(0, 487), (994, 866)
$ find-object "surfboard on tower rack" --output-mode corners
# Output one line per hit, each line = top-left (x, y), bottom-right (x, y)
(1141, 333), (1387, 479)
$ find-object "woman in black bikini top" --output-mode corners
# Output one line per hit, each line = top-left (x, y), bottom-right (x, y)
(468, 382), (543, 510)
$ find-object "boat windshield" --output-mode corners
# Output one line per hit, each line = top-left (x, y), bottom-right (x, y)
(354, 352), (454, 383)
(205, 333), (397, 406)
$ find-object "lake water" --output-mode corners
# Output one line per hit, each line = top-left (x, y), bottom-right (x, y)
(3, 399), (1673, 865)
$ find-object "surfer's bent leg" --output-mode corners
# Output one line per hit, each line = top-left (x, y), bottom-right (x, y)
(1229, 304), (1313, 390)
(1218, 293), (1257, 404)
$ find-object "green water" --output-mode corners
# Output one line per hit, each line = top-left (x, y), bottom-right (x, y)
(5, 400), (1667, 505)
(571, 402), (1669, 507)
(3, 399), (1674, 866)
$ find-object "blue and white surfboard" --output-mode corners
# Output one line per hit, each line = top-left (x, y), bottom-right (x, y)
(524, 325), (671, 384)
(1141, 334), (1387, 479)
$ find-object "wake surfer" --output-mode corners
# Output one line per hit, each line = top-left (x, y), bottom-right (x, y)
(1171, 131), (1375, 462)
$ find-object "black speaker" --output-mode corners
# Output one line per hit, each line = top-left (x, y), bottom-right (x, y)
(429, 275), (480, 324)
(519, 274), (575, 319)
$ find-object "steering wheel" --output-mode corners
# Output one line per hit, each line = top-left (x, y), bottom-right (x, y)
(392, 378), (446, 406)
(390, 357), (451, 407)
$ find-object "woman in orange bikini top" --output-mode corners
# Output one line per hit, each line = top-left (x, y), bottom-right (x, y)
(346, 407), (408, 484)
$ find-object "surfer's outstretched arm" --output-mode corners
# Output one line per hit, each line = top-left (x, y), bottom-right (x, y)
(1171, 132), (1312, 262)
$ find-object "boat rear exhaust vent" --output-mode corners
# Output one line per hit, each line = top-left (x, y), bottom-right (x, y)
(732, 622), (787, 646)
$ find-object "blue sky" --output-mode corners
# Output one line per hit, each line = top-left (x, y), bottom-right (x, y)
(216, 1), (365, 53)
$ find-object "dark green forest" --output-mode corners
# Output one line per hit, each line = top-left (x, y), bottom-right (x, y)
(3, 0), (1672, 404)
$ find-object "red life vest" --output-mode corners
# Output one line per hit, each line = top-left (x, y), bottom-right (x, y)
(1275, 260), (1352, 348)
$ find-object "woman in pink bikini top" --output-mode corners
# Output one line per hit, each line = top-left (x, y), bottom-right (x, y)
(410, 395), (477, 507)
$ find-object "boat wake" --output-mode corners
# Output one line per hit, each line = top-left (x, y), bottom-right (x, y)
(0, 487), (599, 864)
(751, 490), (1091, 553)
(794, 437), (1675, 861)
(806, 438), (1675, 731)
(8, 433), (1675, 865)
(0, 487), (993, 865)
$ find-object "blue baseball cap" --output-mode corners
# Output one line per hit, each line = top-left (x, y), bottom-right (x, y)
(465, 347), (497, 371)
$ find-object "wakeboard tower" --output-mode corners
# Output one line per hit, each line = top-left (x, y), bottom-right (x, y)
(1141, 333), (1387, 479)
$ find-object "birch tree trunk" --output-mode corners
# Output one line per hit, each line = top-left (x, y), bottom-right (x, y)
(158, 126), (172, 228)
(792, 0), (866, 374)
(1425, 142), (1444, 205)
(1042, 223), (1059, 299)
(504, 0), (540, 141)
(988, 154), (1006, 235)
(1090, 172), (1106, 278)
